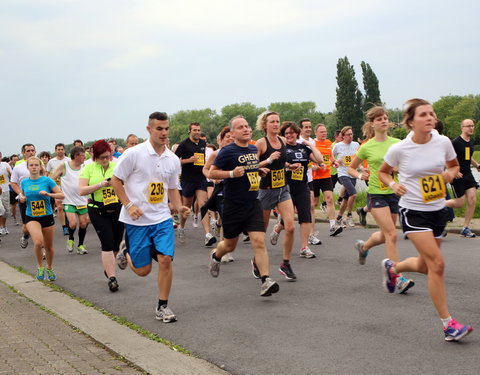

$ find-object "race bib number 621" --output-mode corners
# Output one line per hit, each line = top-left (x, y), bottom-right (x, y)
(419, 174), (445, 203)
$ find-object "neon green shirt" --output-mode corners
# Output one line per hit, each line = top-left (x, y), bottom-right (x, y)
(79, 161), (117, 203)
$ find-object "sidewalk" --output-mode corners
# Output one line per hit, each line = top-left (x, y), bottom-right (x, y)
(0, 262), (228, 375)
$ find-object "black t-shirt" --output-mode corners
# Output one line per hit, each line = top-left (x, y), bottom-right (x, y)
(213, 143), (260, 204)
(286, 143), (312, 188)
(175, 138), (206, 182)
(452, 136), (474, 176)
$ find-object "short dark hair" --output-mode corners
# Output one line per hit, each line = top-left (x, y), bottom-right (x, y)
(298, 118), (311, 128)
(21, 143), (35, 153)
(70, 146), (85, 159)
(280, 121), (300, 137)
(55, 143), (65, 150)
(149, 112), (169, 122)
(189, 122), (201, 132)
(73, 139), (83, 146)
(38, 151), (51, 160)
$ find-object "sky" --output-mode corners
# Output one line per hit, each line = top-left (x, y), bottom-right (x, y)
(1, 0), (479, 156)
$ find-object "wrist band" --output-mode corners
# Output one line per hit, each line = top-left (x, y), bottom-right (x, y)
(125, 202), (133, 210)
(389, 181), (396, 188)
(229, 170), (234, 178)
(97, 183), (102, 189)
(267, 157), (273, 164)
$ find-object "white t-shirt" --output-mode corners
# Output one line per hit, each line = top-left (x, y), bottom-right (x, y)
(332, 141), (360, 177)
(0, 162), (12, 191)
(61, 162), (88, 206)
(46, 157), (71, 173)
(114, 141), (181, 226)
(384, 132), (457, 211)
(10, 162), (30, 188)
(298, 136), (314, 183)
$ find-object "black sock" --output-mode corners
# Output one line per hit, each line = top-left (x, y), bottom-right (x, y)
(78, 227), (87, 246)
(212, 252), (221, 262)
(321, 201), (327, 207)
(282, 259), (289, 264)
(347, 213), (352, 217)
(336, 215), (342, 220)
(158, 299), (168, 309)
(261, 276), (269, 283)
(68, 227), (76, 241)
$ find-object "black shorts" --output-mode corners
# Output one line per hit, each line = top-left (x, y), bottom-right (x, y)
(19, 202), (27, 224)
(312, 178), (333, 197)
(9, 190), (17, 205)
(367, 193), (400, 214)
(331, 174), (339, 188)
(180, 180), (207, 198)
(451, 174), (477, 198)
(26, 214), (55, 228)
(338, 176), (357, 199)
(207, 181), (215, 188)
(222, 199), (265, 239)
(88, 205), (124, 252)
(290, 185), (312, 223)
(399, 207), (447, 239)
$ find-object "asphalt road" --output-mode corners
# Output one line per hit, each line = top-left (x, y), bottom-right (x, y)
(0, 218), (479, 375)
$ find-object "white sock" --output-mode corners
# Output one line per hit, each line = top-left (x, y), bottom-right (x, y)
(329, 219), (336, 228)
(441, 316), (452, 328)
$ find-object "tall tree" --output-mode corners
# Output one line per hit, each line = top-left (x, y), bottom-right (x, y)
(361, 61), (382, 111)
(335, 56), (364, 136)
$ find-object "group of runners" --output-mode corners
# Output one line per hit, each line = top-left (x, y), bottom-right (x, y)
(0, 98), (477, 341)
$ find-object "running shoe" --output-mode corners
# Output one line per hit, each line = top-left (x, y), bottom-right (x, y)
(215, 223), (221, 237)
(116, 242), (128, 270)
(444, 318), (473, 342)
(66, 239), (74, 253)
(270, 225), (280, 246)
(382, 258), (399, 293)
(279, 262), (297, 281)
(155, 305), (177, 323)
(329, 223), (343, 237)
(208, 250), (220, 277)
(177, 228), (185, 243)
(0, 228), (5, 236)
(192, 214), (199, 228)
(210, 218), (217, 233)
(251, 258), (260, 279)
(4, 227), (9, 235)
(20, 235), (28, 249)
(319, 204), (327, 213)
(345, 216), (355, 228)
(460, 227), (476, 238)
(36, 267), (45, 281)
(13, 218), (19, 226)
(221, 253), (234, 263)
(308, 234), (322, 245)
(63, 227), (69, 236)
(46, 268), (56, 281)
(260, 277), (280, 297)
(243, 234), (250, 243)
(396, 275), (415, 294)
(205, 233), (217, 247)
(354, 240), (368, 265)
(77, 245), (88, 255)
(108, 277), (119, 292)
(300, 246), (316, 259)
(356, 207), (367, 226)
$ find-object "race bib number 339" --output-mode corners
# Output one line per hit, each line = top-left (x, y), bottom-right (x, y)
(148, 182), (164, 203)
(419, 174), (445, 203)
(247, 172), (259, 191)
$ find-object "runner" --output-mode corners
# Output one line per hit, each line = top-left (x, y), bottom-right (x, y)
(125, 134), (139, 149)
(379, 98), (472, 341)
(111, 111), (190, 322)
(256, 111), (297, 281)
(10, 143), (37, 248)
(332, 126), (360, 228)
(348, 106), (414, 293)
(79, 140), (124, 292)
(175, 122), (216, 246)
(8, 154), (20, 226)
(207, 115), (279, 296)
(19, 156), (64, 281)
(51, 146), (89, 255)
(445, 119), (479, 238)
(0, 157), (12, 236)
(46, 143), (70, 236)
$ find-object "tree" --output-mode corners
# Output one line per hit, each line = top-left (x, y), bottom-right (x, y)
(335, 56), (364, 136)
(361, 61), (382, 111)
(219, 102), (266, 140)
(169, 108), (220, 145)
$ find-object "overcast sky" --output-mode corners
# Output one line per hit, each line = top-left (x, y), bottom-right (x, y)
(1, 0), (478, 156)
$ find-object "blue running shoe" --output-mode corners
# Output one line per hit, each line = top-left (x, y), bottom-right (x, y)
(37, 267), (45, 281)
(381, 258), (398, 293)
(444, 318), (473, 341)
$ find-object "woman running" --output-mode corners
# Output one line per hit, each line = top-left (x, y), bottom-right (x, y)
(379, 98), (472, 341)
(19, 156), (64, 281)
(79, 140), (124, 292)
(348, 106), (414, 293)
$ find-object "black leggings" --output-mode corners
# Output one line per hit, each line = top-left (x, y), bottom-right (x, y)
(88, 205), (124, 252)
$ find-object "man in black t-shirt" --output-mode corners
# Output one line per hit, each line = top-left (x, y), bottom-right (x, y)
(446, 119), (480, 238)
(175, 122), (216, 246)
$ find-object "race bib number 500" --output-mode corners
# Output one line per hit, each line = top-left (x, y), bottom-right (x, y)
(419, 174), (445, 203)
(271, 169), (285, 188)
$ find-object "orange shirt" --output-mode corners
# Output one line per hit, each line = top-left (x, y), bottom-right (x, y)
(312, 139), (333, 180)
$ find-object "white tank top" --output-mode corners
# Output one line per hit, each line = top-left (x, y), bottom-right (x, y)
(61, 162), (88, 206)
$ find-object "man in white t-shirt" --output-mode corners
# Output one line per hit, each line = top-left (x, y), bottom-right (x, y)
(0, 157), (12, 235)
(111, 111), (190, 323)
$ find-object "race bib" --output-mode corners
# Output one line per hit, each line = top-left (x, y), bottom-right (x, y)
(419, 174), (445, 203)
(271, 169), (285, 188)
(31, 200), (46, 216)
(148, 182), (165, 203)
(379, 173), (398, 191)
(102, 187), (118, 205)
(291, 166), (304, 181)
(465, 147), (470, 161)
(323, 154), (331, 167)
(76, 205), (87, 210)
(193, 153), (205, 166)
(0, 175), (5, 184)
(343, 155), (352, 167)
(247, 172), (260, 191)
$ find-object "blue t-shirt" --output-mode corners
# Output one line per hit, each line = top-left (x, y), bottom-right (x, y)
(214, 143), (260, 204)
(21, 176), (57, 217)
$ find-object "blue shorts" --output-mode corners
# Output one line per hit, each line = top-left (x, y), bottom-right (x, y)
(125, 219), (175, 268)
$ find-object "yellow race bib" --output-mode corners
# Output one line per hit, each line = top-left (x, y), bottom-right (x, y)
(193, 153), (205, 166)
(102, 187), (119, 205)
(0, 175), (5, 184)
(343, 155), (352, 167)
(419, 174), (446, 203)
(31, 200), (46, 216)
(148, 182), (165, 203)
(76, 205), (87, 210)
(291, 166), (304, 181)
(247, 172), (260, 191)
(465, 147), (470, 161)
(271, 169), (285, 188)
(323, 154), (331, 167)
(379, 173), (398, 191)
